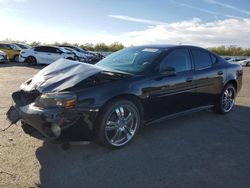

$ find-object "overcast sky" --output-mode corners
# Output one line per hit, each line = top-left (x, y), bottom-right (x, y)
(0, 0), (249, 47)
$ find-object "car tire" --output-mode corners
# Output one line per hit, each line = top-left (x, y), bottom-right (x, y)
(14, 55), (19, 63)
(95, 99), (141, 149)
(214, 84), (236, 114)
(26, 56), (37, 66)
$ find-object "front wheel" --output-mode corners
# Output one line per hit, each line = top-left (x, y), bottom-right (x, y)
(26, 56), (37, 65)
(95, 100), (141, 149)
(214, 84), (236, 114)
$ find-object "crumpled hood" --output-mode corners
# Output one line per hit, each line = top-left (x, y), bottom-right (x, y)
(23, 59), (109, 93)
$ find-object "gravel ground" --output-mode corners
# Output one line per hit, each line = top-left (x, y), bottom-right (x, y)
(0, 63), (249, 188)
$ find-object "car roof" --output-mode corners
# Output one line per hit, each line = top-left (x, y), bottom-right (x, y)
(59, 45), (74, 47)
(133, 44), (206, 50)
(35, 45), (60, 49)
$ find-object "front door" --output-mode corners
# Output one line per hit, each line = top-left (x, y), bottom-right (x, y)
(144, 48), (197, 121)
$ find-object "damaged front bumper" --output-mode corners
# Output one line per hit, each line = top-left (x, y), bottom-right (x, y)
(6, 91), (99, 142)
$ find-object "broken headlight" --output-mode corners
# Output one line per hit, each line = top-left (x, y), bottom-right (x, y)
(34, 92), (77, 109)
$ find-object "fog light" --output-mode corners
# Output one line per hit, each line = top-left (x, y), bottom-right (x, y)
(51, 123), (61, 137)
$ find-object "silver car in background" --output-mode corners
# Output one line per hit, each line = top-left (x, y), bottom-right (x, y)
(0, 50), (9, 63)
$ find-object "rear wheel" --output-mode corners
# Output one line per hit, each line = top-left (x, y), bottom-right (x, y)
(95, 100), (141, 149)
(214, 84), (236, 114)
(26, 56), (37, 65)
(14, 55), (19, 63)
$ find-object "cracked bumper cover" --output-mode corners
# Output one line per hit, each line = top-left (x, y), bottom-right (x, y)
(14, 103), (99, 141)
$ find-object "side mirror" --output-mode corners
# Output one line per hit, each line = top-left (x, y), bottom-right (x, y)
(160, 67), (176, 76)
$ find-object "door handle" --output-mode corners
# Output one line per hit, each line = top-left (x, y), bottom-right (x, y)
(47, 54), (51, 55)
(186, 78), (193, 82)
(217, 71), (223, 75)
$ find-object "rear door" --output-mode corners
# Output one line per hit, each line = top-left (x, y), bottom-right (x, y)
(191, 48), (224, 106)
(145, 48), (197, 120)
(46, 47), (63, 63)
(34, 47), (49, 64)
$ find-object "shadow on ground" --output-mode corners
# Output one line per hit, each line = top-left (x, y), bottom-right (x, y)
(0, 62), (45, 70)
(36, 105), (250, 188)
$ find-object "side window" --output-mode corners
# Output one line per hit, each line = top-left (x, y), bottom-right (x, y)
(6, 44), (12, 49)
(10, 44), (19, 50)
(160, 49), (192, 73)
(0, 44), (11, 49)
(192, 49), (212, 69)
(46, 47), (55, 53)
(43, 47), (51, 53)
(47, 47), (61, 53)
(210, 54), (217, 64)
(55, 48), (62, 54)
(34, 47), (46, 52)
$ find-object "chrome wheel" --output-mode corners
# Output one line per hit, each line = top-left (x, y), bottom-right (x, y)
(222, 87), (235, 113)
(105, 105), (139, 147)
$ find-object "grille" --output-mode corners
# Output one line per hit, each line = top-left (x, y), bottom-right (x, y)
(12, 90), (41, 107)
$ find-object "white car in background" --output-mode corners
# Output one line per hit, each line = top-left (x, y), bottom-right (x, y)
(238, 58), (250, 66)
(0, 50), (8, 63)
(19, 46), (76, 65)
(59, 45), (95, 62)
(227, 57), (245, 63)
(60, 47), (88, 63)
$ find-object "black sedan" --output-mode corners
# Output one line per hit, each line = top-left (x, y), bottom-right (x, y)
(7, 45), (243, 148)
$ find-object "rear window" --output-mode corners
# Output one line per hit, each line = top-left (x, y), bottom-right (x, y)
(192, 49), (212, 69)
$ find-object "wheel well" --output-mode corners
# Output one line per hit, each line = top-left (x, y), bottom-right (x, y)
(98, 94), (144, 122)
(226, 80), (237, 92)
(27, 55), (36, 59)
(26, 56), (37, 61)
(13, 54), (19, 60)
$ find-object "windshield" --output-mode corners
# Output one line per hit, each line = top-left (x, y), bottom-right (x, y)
(59, 47), (70, 53)
(96, 47), (162, 74)
(15, 43), (31, 49)
(74, 47), (87, 53)
(10, 44), (21, 50)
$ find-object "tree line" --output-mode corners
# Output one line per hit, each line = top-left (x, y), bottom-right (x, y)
(2, 39), (250, 55)
(208, 45), (250, 56)
(30, 42), (250, 56)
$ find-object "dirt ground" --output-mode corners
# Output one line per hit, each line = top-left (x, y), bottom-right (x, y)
(0, 63), (249, 188)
